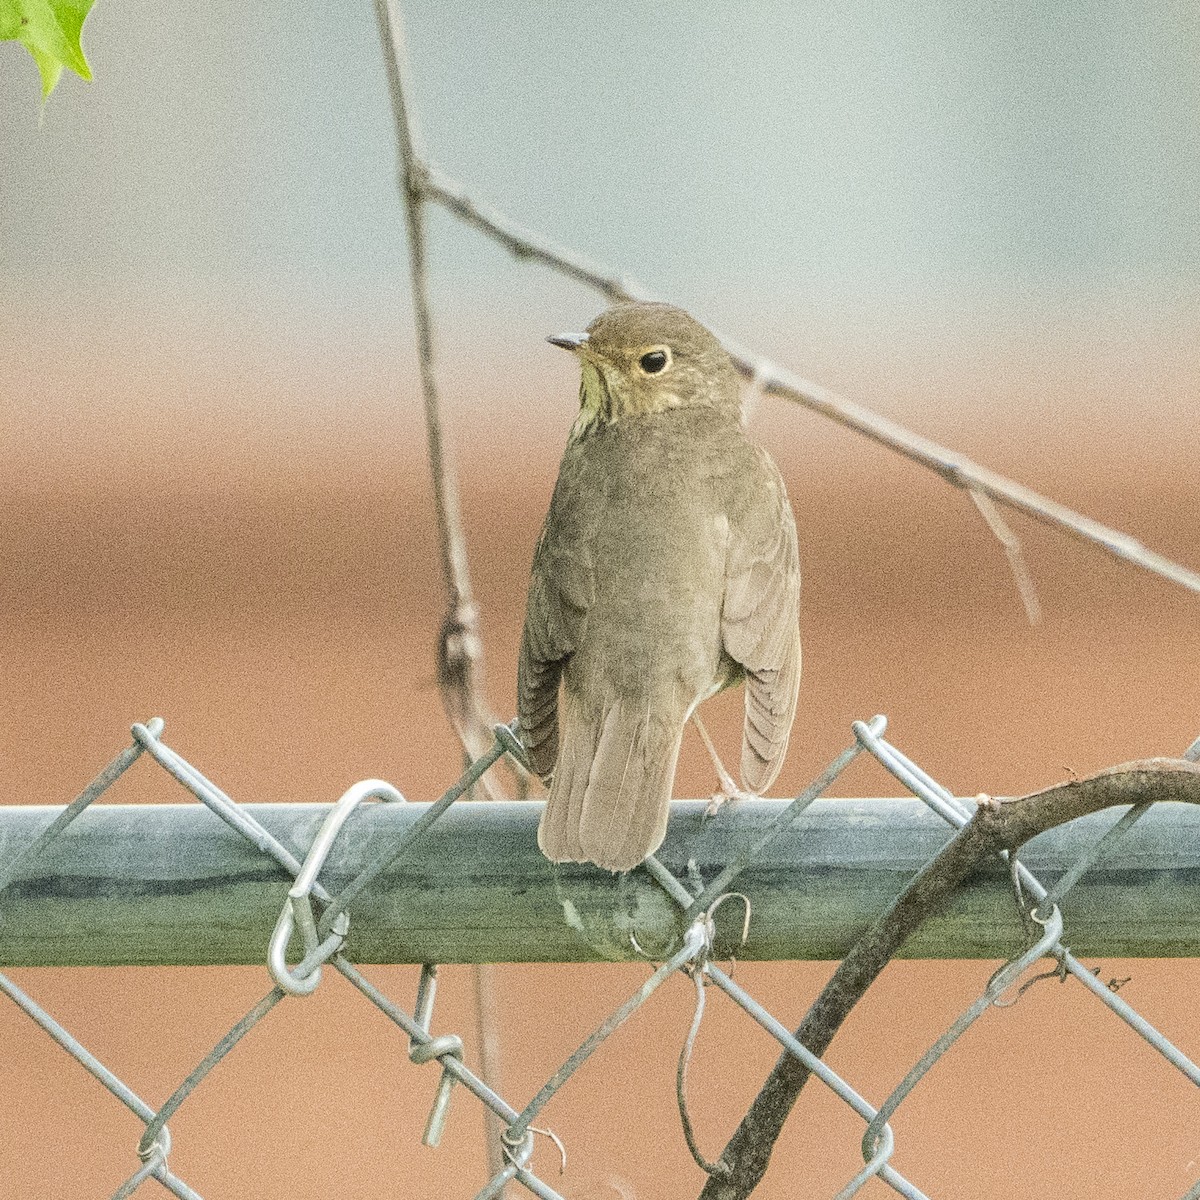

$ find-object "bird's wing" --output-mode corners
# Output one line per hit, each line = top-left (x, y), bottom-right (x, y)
(517, 456), (598, 779)
(720, 452), (801, 794)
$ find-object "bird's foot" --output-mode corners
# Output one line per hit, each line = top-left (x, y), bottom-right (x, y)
(704, 784), (755, 819)
(691, 713), (755, 818)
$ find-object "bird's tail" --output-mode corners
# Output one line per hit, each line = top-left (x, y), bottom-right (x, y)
(539, 695), (684, 873)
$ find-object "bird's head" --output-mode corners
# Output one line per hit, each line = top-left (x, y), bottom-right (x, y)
(548, 302), (741, 437)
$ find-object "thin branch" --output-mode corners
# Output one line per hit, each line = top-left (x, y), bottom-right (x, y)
(968, 486), (1043, 625)
(410, 161), (1200, 599)
(375, 0), (465, 608)
(375, 0), (527, 783)
(748, 357), (1200, 596)
(697, 757), (1200, 1199)
(422, 166), (653, 304)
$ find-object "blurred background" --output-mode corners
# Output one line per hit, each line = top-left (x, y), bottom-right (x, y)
(2, 1), (1198, 1196)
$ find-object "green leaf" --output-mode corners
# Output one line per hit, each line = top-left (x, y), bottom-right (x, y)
(0, 0), (95, 100)
(0, 2), (21, 38)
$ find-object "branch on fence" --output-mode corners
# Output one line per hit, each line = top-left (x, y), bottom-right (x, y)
(699, 756), (1200, 1200)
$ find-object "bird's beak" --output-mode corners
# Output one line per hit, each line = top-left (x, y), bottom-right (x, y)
(546, 332), (589, 353)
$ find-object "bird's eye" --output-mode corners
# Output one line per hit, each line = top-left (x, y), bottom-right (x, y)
(638, 348), (670, 374)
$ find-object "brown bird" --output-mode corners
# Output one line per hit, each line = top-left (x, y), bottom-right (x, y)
(518, 302), (801, 872)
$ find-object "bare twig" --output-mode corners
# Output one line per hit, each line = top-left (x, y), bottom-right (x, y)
(422, 166), (653, 305)
(412, 162), (1200, 600)
(697, 757), (1200, 1199)
(744, 359), (1200, 596)
(374, 0), (464, 606)
(376, 0), (533, 797)
(374, 0), (512, 779)
(968, 486), (1043, 625)
(382, 0), (1199, 746)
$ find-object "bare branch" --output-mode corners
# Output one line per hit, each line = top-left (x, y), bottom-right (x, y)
(968, 486), (1043, 625)
(749, 356), (1200, 596)
(473, 961), (509, 1187)
(699, 757), (1200, 1199)
(374, 0), (529, 792)
(422, 165), (654, 305)
(372, 12), (1200, 1184)
(382, 0), (1199, 760)
(375, 0), (464, 604)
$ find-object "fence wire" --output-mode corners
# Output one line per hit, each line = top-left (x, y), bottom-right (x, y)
(2, 715), (1197, 1199)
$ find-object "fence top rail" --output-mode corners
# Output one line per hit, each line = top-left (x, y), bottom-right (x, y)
(2, 797), (1197, 966)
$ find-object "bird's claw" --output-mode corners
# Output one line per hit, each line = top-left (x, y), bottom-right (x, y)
(704, 786), (755, 819)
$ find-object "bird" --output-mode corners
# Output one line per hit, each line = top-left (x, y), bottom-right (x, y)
(517, 301), (801, 872)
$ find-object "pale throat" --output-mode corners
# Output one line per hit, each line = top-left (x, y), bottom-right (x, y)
(569, 358), (685, 441)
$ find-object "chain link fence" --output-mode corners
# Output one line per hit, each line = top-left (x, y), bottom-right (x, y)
(2, 714), (1198, 1199)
